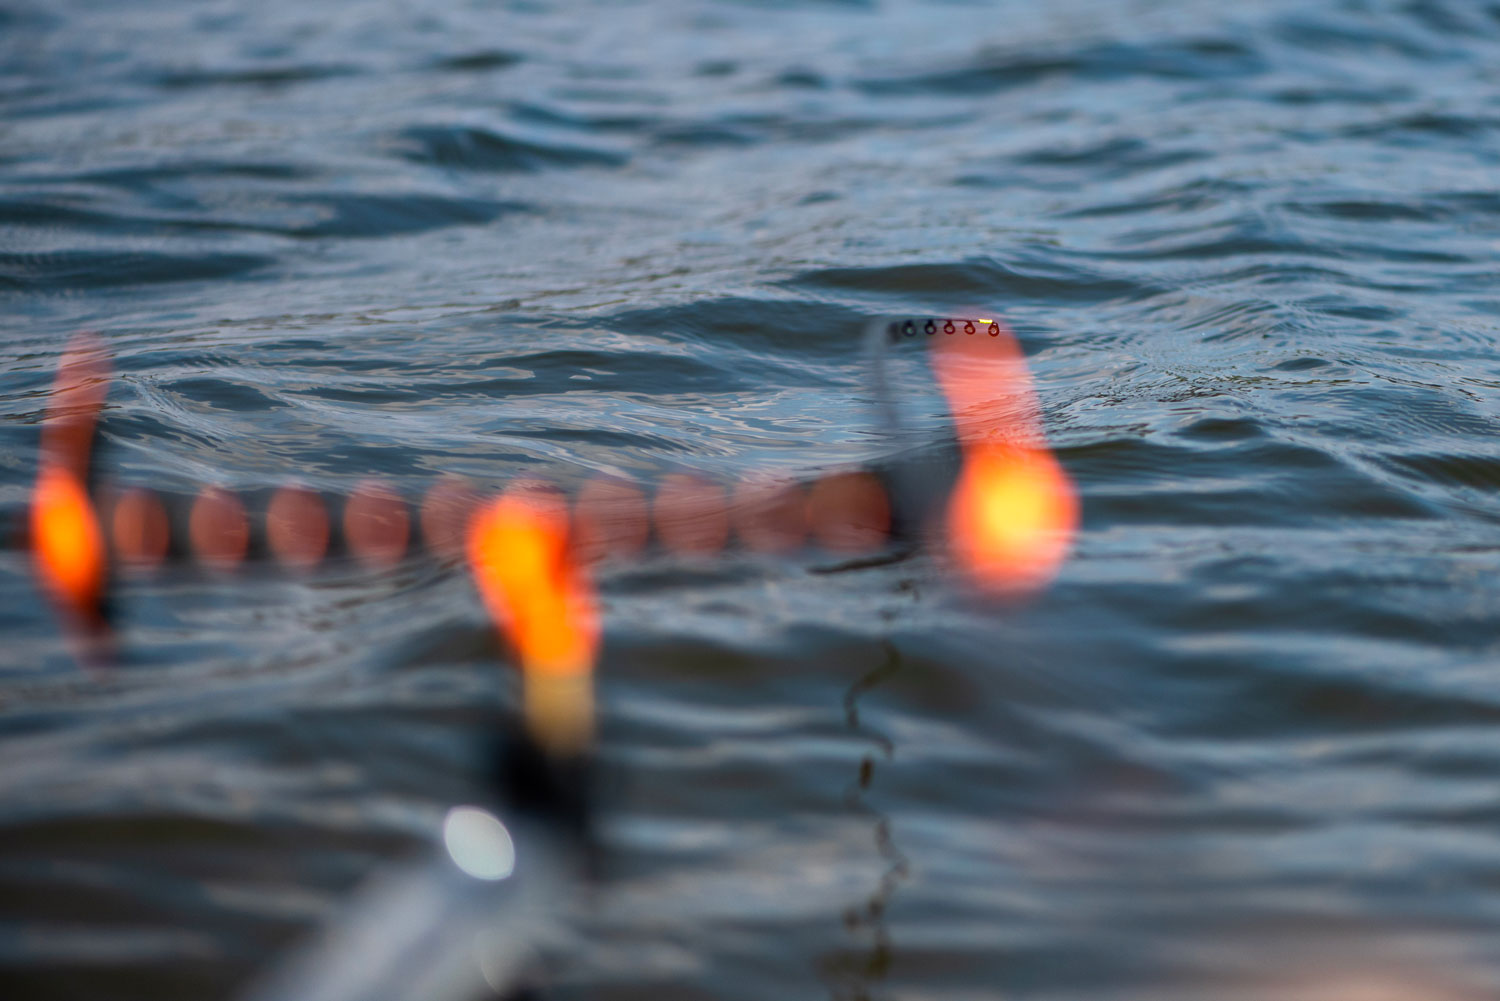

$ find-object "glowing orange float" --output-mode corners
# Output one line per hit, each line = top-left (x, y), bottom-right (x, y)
(466, 484), (600, 753)
(929, 318), (1077, 595)
(31, 333), (110, 624)
(31, 464), (105, 619)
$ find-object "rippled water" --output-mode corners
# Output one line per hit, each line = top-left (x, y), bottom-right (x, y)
(5, 0), (1500, 997)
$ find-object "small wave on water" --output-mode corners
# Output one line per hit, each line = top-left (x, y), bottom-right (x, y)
(5, 0), (1500, 999)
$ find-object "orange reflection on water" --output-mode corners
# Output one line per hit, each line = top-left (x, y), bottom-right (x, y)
(420, 475), (480, 561)
(110, 488), (169, 572)
(189, 487), (249, 571)
(806, 470), (890, 553)
(930, 318), (1077, 595)
(466, 483), (599, 752)
(733, 474), (807, 554)
(266, 485), (329, 571)
(573, 475), (649, 563)
(344, 479), (409, 569)
(654, 473), (729, 556)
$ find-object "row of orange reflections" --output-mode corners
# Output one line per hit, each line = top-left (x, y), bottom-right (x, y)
(42, 465), (903, 753)
(95, 468), (901, 578)
(32, 325), (1079, 751)
(33, 328), (1079, 616)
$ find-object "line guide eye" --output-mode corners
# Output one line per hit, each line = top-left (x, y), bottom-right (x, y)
(32, 464), (105, 619)
(887, 317), (1000, 341)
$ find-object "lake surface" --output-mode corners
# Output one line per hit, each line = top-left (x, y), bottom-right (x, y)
(4, 0), (1500, 998)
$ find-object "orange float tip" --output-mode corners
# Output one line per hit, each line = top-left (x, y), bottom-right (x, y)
(945, 443), (1077, 596)
(927, 316), (1043, 450)
(31, 464), (106, 620)
(466, 486), (600, 753)
(465, 486), (600, 679)
(41, 332), (111, 478)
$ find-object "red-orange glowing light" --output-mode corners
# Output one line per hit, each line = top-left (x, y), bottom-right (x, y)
(31, 333), (111, 625)
(654, 474), (729, 556)
(190, 487), (249, 570)
(420, 475), (480, 561)
(344, 479), (409, 569)
(573, 475), (649, 563)
(465, 484), (599, 679)
(110, 488), (169, 572)
(31, 465), (105, 619)
(806, 471), (890, 553)
(930, 318), (1077, 594)
(733, 474), (808, 554)
(467, 483), (601, 753)
(945, 443), (1077, 594)
(267, 485), (329, 571)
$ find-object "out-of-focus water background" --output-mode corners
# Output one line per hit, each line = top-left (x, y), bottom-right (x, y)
(4, 0), (1500, 997)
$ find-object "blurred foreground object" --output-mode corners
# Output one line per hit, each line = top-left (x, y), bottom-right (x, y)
(248, 485), (602, 1001)
(240, 726), (595, 1001)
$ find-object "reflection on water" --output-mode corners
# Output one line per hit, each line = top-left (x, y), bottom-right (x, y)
(823, 642), (908, 1001)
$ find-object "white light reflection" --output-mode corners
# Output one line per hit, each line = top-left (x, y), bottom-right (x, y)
(443, 806), (517, 881)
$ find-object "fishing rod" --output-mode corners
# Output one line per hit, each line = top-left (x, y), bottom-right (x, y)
(13, 317), (1078, 1001)
(240, 724), (595, 1001)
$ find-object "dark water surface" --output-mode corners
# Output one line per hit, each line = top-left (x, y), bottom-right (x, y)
(5, 0), (1500, 997)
